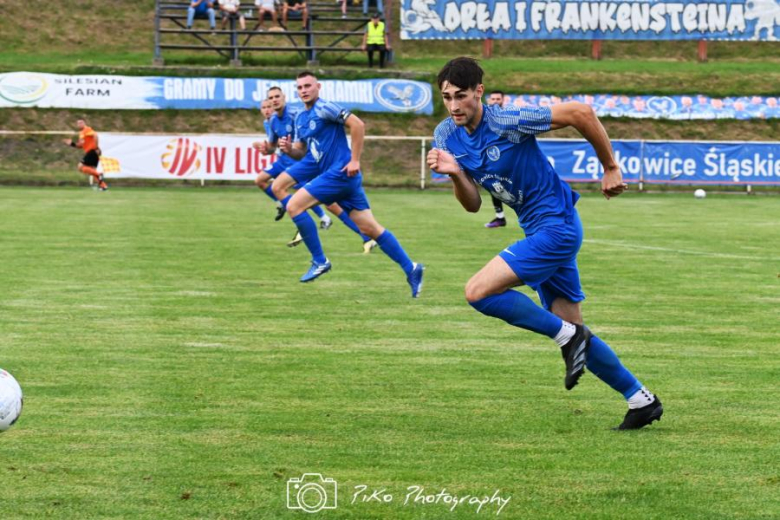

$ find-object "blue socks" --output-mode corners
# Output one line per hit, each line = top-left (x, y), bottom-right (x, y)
(280, 195), (292, 209)
(586, 335), (643, 398)
(468, 291), (562, 337)
(469, 291), (643, 400)
(376, 230), (414, 275)
(263, 186), (277, 202)
(339, 213), (371, 242)
(292, 213), (326, 264)
(311, 205), (325, 218)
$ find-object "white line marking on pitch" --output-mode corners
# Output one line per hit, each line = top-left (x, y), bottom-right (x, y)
(584, 239), (780, 261)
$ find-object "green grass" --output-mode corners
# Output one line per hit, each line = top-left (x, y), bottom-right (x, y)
(0, 187), (778, 518)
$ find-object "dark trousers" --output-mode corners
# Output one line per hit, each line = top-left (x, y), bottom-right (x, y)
(367, 44), (386, 68)
(491, 195), (503, 214)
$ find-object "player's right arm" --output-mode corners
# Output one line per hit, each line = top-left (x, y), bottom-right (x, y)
(427, 148), (481, 213)
(278, 135), (307, 160)
(63, 136), (84, 148)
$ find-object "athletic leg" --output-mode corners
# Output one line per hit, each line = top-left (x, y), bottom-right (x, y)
(349, 208), (423, 296)
(254, 172), (278, 202)
(550, 296), (646, 399)
(466, 256), (565, 337)
(287, 188), (328, 272)
(485, 195), (506, 228)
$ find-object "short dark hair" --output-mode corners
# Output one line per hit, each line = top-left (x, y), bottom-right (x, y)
(489, 90), (505, 97)
(437, 57), (483, 91)
(297, 70), (317, 80)
(267, 86), (282, 94)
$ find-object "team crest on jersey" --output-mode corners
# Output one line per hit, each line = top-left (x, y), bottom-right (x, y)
(309, 120), (317, 130)
(286, 124), (293, 133)
(487, 146), (501, 161)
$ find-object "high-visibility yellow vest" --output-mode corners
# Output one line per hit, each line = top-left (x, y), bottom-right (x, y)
(367, 21), (385, 45)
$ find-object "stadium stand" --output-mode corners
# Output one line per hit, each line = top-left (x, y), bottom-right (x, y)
(154, 0), (381, 65)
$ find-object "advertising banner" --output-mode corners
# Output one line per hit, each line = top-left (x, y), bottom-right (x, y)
(401, 0), (780, 41)
(432, 138), (780, 184)
(501, 94), (780, 120)
(97, 134), (278, 180)
(0, 72), (434, 115)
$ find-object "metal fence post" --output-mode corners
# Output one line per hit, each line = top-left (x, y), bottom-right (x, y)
(420, 138), (427, 189)
(153, 0), (164, 66)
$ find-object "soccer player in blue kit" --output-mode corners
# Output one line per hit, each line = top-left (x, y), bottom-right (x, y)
(254, 87), (377, 252)
(427, 58), (662, 430)
(278, 71), (424, 295)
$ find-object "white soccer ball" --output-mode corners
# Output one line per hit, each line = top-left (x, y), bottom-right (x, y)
(694, 189), (706, 199)
(0, 369), (23, 432)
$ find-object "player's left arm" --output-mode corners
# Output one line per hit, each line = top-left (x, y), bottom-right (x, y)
(550, 102), (627, 199)
(342, 114), (364, 177)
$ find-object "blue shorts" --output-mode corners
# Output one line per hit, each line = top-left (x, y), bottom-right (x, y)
(498, 211), (585, 310)
(286, 155), (321, 185)
(304, 168), (370, 214)
(263, 160), (287, 178)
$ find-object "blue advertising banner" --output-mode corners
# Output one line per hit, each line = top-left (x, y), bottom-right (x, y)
(432, 139), (780, 185)
(401, 0), (780, 41)
(500, 94), (780, 120)
(0, 72), (434, 115)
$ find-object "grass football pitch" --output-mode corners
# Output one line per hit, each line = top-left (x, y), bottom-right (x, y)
(0, 186), (778, 519)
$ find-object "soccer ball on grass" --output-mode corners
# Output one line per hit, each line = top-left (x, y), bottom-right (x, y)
(0, 369), (23, 432)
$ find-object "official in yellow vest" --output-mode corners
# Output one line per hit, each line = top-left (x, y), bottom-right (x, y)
(361, 12), (391, 68)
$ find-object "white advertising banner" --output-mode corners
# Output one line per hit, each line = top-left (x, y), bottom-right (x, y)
(98, 133), (276, 180)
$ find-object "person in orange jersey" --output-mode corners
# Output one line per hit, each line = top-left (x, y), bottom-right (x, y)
(63, 118), (108, 191)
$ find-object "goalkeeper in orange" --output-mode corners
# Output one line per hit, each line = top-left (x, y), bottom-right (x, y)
(63, 118), (108, 191)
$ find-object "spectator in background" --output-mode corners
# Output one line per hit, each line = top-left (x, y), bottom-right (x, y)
(220, 0), (246, 31)
(187, 0), (217, 30)
(363, 0), (383, 16)
(361, 13), (390, 68)
(484, 90), (507, 229)
(255, 0), (278, 30)
(338, 0), (348, 19)
(283, 0), (308, 29)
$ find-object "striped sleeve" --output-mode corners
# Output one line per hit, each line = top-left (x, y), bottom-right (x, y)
(487, 105), (552, 143)
(315, 100), (351, 125)
(433, 119), (456, 152)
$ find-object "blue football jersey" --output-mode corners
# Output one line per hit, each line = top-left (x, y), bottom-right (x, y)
(294, 99), (354, 174)
(267, 105), (299, 169)
(434, 104), (579, 235)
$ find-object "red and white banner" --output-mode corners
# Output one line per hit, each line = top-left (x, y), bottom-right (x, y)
(98, 133), (276, 180)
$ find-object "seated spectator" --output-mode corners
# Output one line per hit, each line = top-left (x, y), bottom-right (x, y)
(361, 12), (390, 68)
(186, 0), (216, 30)
(220, 0), (246, 31)
(362, 0), (383, 16)
(254, 0), (278, 30)
(283, 0), (308, 29)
